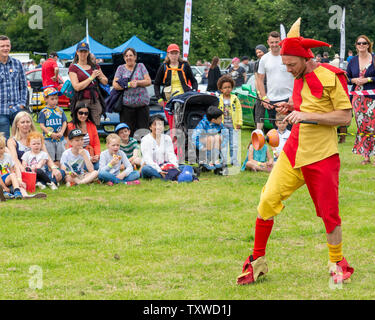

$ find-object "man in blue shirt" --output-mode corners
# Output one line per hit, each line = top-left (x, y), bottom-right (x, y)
(0, 35), (28, 140)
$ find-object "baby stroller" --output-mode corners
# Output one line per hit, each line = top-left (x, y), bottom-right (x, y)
(165, 91), (227, 175)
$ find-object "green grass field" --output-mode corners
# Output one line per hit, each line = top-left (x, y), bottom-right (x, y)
(1, 124), (374, 300)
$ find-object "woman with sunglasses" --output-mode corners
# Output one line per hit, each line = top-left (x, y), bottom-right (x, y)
(67, 103), (101, 170)
(346, 35), (375, 165)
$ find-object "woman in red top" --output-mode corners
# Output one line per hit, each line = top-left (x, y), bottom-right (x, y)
(67, 103), (101, 170)
(68, 42), (108, 126)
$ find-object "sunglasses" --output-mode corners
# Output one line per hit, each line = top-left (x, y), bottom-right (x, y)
(78, 111), (89, 116)
(357, 41), (368, 45)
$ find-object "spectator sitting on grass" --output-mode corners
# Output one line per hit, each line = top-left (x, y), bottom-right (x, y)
(140, 114), (178, 179)
(115, 123), (142, 169)
(98, 133), (140, 186)
(60, 129), (98, 187)
(0, 133), (23, 199)
(66, 103), (101, 170)
(241, 130), (273, 172)
(272, 113), (291, 162)
(192, 106), (227, 170)
(21, 132), (59, 190)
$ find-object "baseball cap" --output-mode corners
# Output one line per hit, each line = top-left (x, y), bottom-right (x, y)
(115, 123), (130, 133)
(43, 86), (62, 97)
(167, 44), (180, 53)
(77, 42), (90, 52)
(68, 129), (85, 140)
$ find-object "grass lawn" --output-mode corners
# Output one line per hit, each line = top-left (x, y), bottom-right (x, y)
(0, 123), (374, 300)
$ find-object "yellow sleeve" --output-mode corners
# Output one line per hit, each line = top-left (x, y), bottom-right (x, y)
(329, 75), (353, 111)
(234, 96), (243, 126)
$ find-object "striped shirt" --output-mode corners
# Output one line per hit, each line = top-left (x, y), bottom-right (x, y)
(119, 137), (139, 159)
(0, 56), (28, 115)
(83, 133), (90, 148)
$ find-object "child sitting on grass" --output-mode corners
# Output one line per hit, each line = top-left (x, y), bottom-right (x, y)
(241, 130), (274, 172)
(60, 129), (98, 187)
(192, 106), (227, 171)
(21, 131), (58, 190)
(272, 113), (291, 162)
(0, 134), (23, 199)
(98, 133), (140, 185)
(115, 123), (142, 169)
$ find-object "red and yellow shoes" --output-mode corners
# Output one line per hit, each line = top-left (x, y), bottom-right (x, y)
(237, 255), (268, 285)
(328, 257), (354, 284)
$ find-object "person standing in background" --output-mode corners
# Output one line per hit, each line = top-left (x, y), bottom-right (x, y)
(0, 35), (27, 140)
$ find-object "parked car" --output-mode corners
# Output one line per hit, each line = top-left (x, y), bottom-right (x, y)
(97, 85), (166, 137)
(232, 74), (272, 129)
(25, 68), (70, 112)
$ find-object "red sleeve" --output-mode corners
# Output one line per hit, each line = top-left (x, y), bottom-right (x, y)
(87, 121), (101, 155)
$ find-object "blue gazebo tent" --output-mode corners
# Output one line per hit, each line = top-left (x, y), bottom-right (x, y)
(112, 35), (166, 59)
(57, 35), (114, 60)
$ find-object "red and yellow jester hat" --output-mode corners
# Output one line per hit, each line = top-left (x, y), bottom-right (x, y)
(279, 18), (331, 58)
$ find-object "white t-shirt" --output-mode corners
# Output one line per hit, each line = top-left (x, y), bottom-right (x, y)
(258, 52), (294, 101)
(274, 129), (291, 155)
(140, 133), (178, 173)
(0, 153), (14, 176)
(60, 148), (90, 175)
(21, 151), (49, 171)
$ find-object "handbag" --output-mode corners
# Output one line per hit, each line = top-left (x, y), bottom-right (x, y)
(112, 90), (125, 113)
(61, 79), (74, 99)
(111, 64), (138, 113)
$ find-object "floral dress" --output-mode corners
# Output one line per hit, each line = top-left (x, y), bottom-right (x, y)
(352, 65), (375, 157)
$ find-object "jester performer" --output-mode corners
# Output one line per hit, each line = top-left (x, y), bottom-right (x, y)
(237, 18), (354, 285)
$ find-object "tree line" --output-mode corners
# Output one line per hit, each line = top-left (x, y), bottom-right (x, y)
(1, 0), (374, 63)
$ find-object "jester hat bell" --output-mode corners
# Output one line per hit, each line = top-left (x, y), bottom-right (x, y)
(279, 18), (331, 58)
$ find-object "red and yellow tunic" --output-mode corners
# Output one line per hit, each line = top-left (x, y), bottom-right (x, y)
(257, 64), (352, 233)
(283, 64), (352, 168)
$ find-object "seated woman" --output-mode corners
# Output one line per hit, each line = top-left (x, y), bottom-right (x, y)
(7, 111), (64, 198)
(67, 103), (101, 170)
(241, 133), (274, 172)
(140, 114), (178, 179)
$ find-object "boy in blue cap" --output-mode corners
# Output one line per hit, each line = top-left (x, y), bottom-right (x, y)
(115, 123), (141, 168)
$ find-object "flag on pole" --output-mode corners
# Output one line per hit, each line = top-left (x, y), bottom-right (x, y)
(182, 0), (192, 61)
(280, 24), (286, 40)
(86, 19), (90, 47)
(339, 7), (345, 69)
